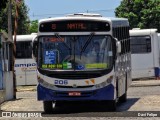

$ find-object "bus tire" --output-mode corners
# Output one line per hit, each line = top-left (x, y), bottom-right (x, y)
(43, 101), (53, 113)
(55, 101), (63, 108)
(119, 92), (127, 103)
(108, 100), (116, 111)
(119, 73), (127, 103)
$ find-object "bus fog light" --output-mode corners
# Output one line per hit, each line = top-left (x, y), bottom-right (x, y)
(107, 76), (113, 83)
(37, 75), (40, 80)
(101, 81), (107, 87)
(37, 76), (43, 83)
(95, 84), (101, 88)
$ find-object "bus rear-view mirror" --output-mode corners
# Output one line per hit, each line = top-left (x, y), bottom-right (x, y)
(32, 37), (38, 61)
(114, 38), (121, 53)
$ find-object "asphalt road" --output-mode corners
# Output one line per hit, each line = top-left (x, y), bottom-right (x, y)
(1, 84), (160, 118)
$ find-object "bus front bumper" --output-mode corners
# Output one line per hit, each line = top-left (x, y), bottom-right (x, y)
(37, 84), (115, 101)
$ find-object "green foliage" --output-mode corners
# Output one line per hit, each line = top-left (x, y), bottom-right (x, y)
(0, 0), (7, 11)
(115, 0), (160, 32)
(0, 0), (30, 35)
(29, 20), (38, 33)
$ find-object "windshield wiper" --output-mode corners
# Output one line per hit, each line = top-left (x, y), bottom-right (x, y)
(80, 32), (94, 55)
(55, 33), (71, 50)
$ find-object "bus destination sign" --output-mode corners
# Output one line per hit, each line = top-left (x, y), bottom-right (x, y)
(39, 20), (110, 32)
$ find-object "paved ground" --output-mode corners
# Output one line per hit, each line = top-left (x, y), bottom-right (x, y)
(1, 79), (160, 119)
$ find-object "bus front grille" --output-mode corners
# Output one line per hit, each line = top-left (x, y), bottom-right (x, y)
(46, 73), (102, 79)
(55, 85), (94, 88)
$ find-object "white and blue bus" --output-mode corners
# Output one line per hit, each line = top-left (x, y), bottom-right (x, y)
(130, 29), (160, 79)
(14, 33), (37, 85)
(33, 13), (131, 112)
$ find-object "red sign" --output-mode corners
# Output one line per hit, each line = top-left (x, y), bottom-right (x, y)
(68, 92), (81, 96)
(67, 23), (87, 30)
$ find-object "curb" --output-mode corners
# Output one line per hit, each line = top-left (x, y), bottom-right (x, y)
(131, 80), (160, 87)
(131, 84), (160, 87)
(16, 86), (37, 92)
(16, 88), (37, 92)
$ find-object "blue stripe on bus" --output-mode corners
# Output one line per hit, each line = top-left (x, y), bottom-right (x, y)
(37, 84), (114, 101)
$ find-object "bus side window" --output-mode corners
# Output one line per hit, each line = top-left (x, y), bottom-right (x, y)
(16, 42), (24, 58)
(25, 42), (32, 58)
(16, 41), (32, 59)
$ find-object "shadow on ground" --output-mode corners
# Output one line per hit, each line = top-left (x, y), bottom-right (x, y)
(42, 98), (139, 117)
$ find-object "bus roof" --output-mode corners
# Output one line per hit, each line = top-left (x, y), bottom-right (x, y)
(39, 16), (128, 23)
(13, 33), (37, 42)
(129, 29), (158, 36)
(39, 13), (129, 27)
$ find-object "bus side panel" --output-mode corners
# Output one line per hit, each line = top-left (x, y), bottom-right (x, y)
(130, 30), (159, 79)
(37, 84), (115, 101)
(25, 59), (37, 85)
(15, 59), (26, 85)
(131, 53), (154, 79)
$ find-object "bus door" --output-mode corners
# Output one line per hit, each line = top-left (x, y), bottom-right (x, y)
(130, 36), (153, 78)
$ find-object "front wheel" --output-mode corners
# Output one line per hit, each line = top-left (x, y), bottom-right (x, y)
(119, 92), (127, 103)
(108, 100), (116, 111)
(43, 101), (53, 113)
(102, 100), (116, 111)
(55, 101), (64, 108)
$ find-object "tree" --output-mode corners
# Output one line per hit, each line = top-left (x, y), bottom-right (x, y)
(115, 0), (160, 32)
(29, 20), (38, 33)
(0, 0), (7, 11)
(0, 0), (30, 34)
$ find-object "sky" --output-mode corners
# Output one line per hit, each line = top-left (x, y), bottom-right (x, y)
(24, 0), (122, 21)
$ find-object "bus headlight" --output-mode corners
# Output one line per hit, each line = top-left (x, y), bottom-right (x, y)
(37, 76), (55, 89)
(95, 76), (113, 89)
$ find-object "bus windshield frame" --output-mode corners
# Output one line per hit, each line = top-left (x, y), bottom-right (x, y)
(37, 34), (114, 72)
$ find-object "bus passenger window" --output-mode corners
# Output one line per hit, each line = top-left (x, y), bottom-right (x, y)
(130, 36), (151, 54)
(16, 41), (32, 59)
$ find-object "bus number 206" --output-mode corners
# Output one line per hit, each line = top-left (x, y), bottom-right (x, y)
(54, 80), (68, 85)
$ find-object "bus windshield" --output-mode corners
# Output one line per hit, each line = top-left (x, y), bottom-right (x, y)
(38, 35), (113, 71)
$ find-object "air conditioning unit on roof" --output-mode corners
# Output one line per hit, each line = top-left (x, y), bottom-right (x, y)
(66, 13), (102, 17)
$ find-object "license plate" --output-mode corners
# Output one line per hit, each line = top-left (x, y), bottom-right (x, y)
(68, 92), (81, 96)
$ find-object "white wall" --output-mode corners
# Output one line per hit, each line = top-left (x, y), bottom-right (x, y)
(0, 32), (14, 104)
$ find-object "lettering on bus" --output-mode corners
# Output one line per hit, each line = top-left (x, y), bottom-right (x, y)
(85, 63), (108, 69)
(52, 24), (56, 30)
(42, 64), (63, 69)
(54, 80), (68, 85)
(15, 63), (37, 67)
(39, 20), (110, 32)
(47, 37), (64, 42)
(67, 23), (87, 30)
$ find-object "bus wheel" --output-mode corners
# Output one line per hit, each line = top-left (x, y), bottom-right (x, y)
(55, 101), (62, 108)
(108, 100), (116, 111)
(119, 92), (127, 103)
(55, 101), (63, 108)
(43, 101), (53, 113)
